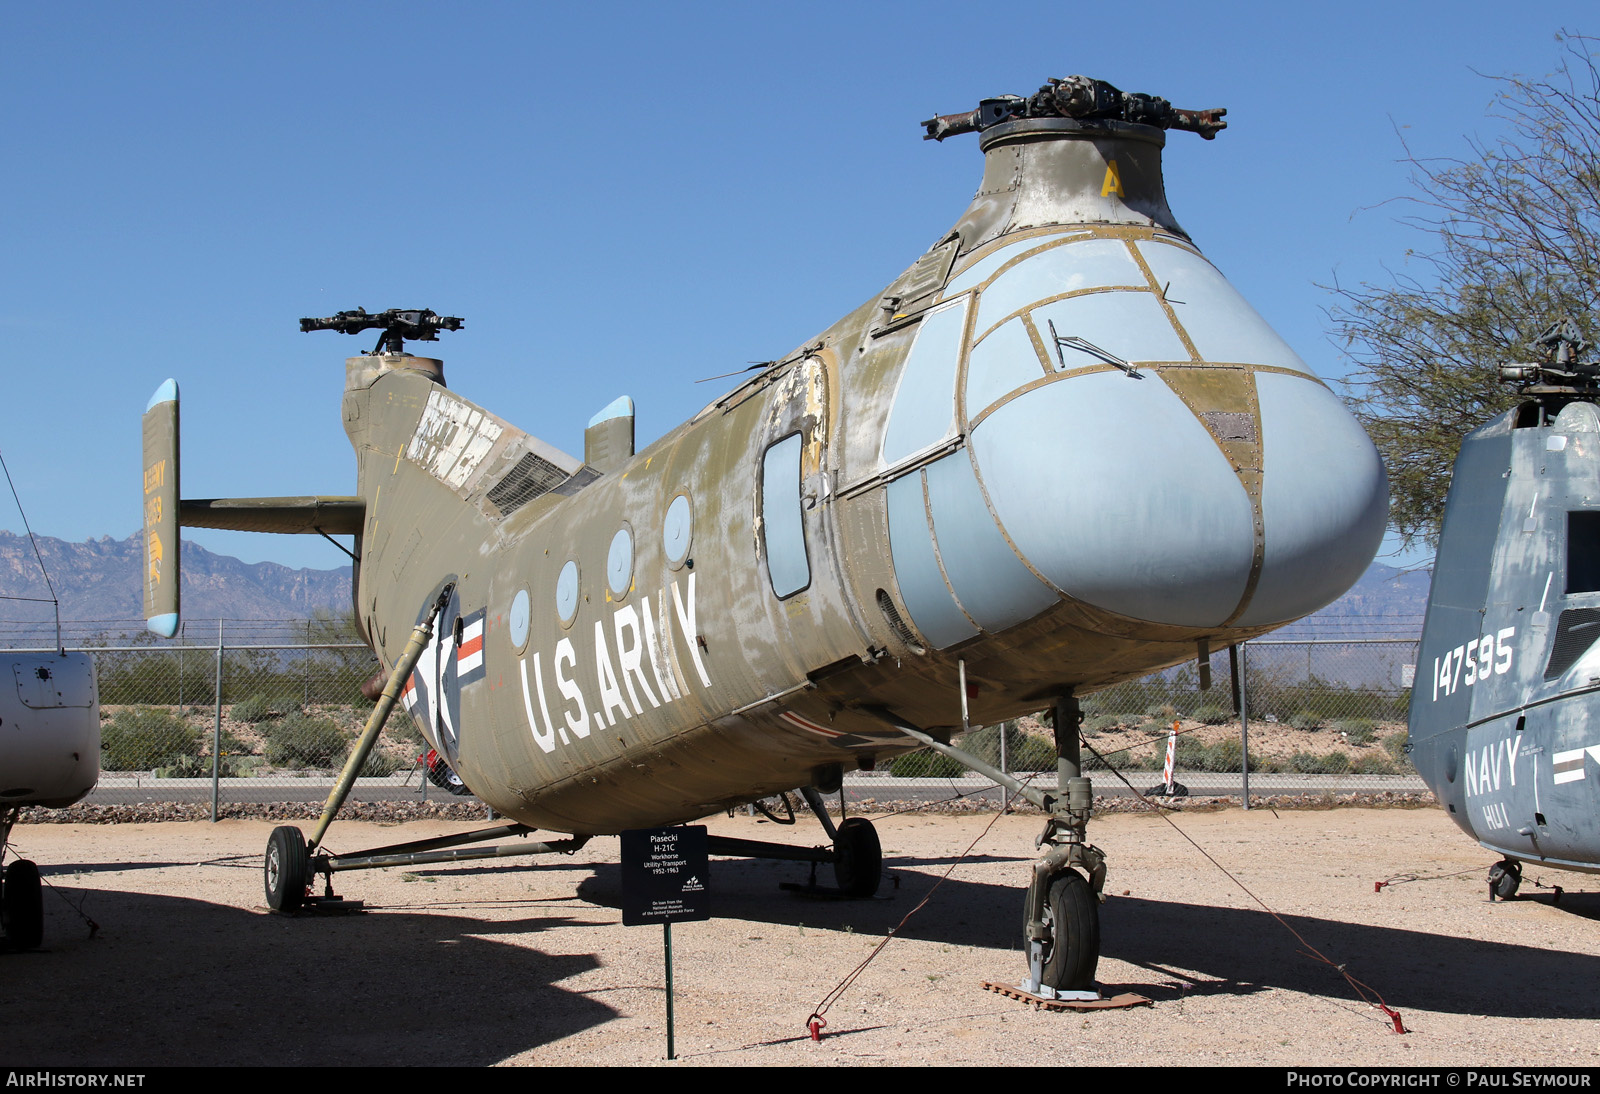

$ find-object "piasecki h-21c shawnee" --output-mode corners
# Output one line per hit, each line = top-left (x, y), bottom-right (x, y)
(1411, 319), (1600, 902)
(141, 75), (1387, 999)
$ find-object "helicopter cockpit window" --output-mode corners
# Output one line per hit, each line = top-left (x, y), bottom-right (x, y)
(972, 239), (1142, 332)
(881, 297), (969, 466)
(941, 230), (1089, 299)
(964, 318), (1046, 419)
(761, 433), (811, 598)
(1566, 511), (1600, 594)
(1136, 241), (1317, 377)
(1031, 291), (1187, 369)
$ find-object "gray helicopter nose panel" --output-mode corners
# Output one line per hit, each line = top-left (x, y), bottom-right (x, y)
(923, 450), (1060, 633)
(973, 370), (1255, 628)
(886, 471), (982, 648)
(1233, 372), (1390, 627)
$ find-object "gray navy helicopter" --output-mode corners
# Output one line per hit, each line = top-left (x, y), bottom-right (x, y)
(1412, 319), (1600, 900)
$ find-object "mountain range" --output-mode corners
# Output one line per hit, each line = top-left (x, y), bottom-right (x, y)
(0, 529), (1429, 644)
(0, 531), (350, 639)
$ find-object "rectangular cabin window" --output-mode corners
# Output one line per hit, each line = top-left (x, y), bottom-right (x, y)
(1567, 511), (1600, 594)
(761, 433), (811, 598)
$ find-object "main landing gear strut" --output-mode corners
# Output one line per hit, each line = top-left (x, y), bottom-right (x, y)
(874, 694), (1105, 1000)
(257, 586), (594, 913)
(710, 781), (882, 898)
(261, 586), (884, 912)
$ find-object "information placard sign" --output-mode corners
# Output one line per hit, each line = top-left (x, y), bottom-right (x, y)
(620, 825), (710, 926)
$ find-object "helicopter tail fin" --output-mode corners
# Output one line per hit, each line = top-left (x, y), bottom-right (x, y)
(141, 380), (181, 637)
(140, 380), (365, 638)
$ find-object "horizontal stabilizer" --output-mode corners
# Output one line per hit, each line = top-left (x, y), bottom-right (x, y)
(179, 497), (365, 536)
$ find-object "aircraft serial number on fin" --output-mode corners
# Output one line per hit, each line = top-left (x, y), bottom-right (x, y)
(1431, 628), (1515, 702)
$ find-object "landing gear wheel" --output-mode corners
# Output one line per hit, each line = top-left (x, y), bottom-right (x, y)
(1489, 859), (1522, 901)
(1040, 869), (1100, 992)
(2, 859), (43, 950)
(425, 750), (472, 796)
(264, 826), (310, 912)
(833, 817), (881, 898)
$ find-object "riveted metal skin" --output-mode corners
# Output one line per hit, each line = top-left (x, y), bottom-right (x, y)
(150, 107), (1386, 838)
(328, 115), (1386, 836)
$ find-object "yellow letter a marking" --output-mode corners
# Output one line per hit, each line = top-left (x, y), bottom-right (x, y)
(1101, 160), (1124, 198)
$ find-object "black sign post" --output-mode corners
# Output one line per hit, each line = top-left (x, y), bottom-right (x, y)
(620, 825), (710, 1060)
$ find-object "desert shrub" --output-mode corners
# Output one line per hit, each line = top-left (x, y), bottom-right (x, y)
(1144, 703), (1178, 721)
(1202, 738), (1244, 772)
(1082, 714), (1124, 735)
(385, 716), (425, 747)
(1192, 704), (1231, 726)
(155, 755), (207, 779)
(956, 723), (1060, 772)
(1168, 735), (1244, 773)
(1174, 735), (1209, 767)
(361, 750), (405, 778)
(1351, 752), (1397, 775)
(1334, 719), (1377, 746)
(1288, 750), (1351, 775)
(1082, 746), (1137, 772)
(231, 693), (286, 724)
(1382, 730), (1413, 770)
(1289, 710), (1325, 732)
(1010, 734), (1057, 771)
(216, 729), (253, 757)
(888, 749), (967, 778)
(102, 707), (202, 772)
(263, 711), (349, 769)
(1287, 751), (1320, 774)
(960, 723), (1008, 766)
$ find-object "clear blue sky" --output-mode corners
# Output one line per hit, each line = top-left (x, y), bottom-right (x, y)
(2, 2), (1590, 572)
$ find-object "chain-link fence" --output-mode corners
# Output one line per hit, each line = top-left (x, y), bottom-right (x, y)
(10, 621), (1423, 810)
(6, 618), (451, 809)
(869, 639), (1422, 799)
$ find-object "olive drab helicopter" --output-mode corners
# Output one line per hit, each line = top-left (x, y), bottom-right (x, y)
(141, 75), (1388, 999)
(1411, 319), (1600, 902)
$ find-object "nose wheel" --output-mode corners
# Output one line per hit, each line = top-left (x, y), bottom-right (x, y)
(1038, 869), (1100, 991)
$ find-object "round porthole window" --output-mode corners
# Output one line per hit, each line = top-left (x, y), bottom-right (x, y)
(607, 526), (634, 598)
(663, 494), (692, 567)
(555, 560), (580, 625)
(508, 588), (531, 650)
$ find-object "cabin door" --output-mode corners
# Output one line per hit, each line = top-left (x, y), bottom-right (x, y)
(751, 355), (868, 677)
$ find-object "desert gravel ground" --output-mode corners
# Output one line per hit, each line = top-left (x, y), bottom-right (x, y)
(4, 805), (1599, 1068)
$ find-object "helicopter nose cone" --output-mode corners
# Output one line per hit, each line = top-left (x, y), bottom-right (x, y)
(971, 370), (1256, 628)
(1230, 371), (1389, 627)
(968, 369), (1387, 630)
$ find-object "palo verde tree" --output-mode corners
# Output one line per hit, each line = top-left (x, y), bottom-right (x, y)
(1330, 34), (1600, 548)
